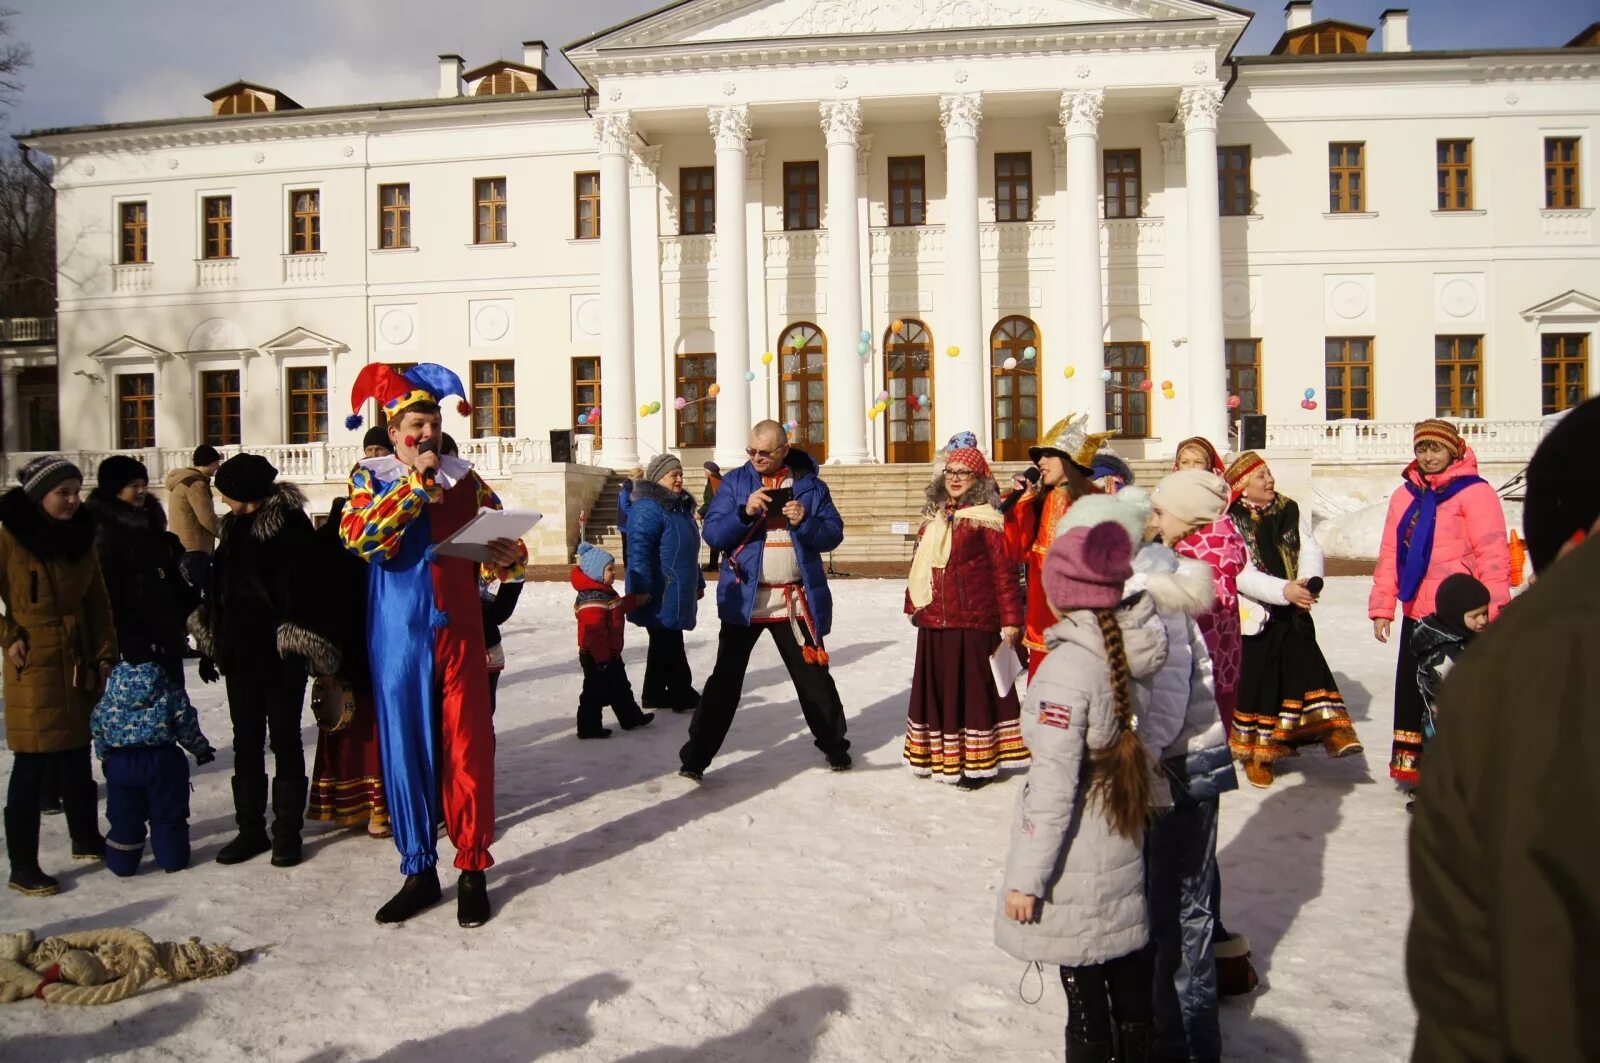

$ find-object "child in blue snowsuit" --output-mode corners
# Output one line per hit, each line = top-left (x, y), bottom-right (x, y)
(91, 661), (216, 875)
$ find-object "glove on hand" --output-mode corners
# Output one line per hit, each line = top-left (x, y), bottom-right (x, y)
(194, 747), (217, 767)
(198, 656), (220, 684)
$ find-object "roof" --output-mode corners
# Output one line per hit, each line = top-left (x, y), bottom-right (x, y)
(1270, 18), (1374, 55)
(1568, 22), (1600, 47)
(460, 59), (559, 93)
(203, 80), (302, 109)
(1237, 43), (1600, 68)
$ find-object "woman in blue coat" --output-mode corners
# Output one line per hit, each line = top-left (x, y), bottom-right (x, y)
(625, 455), (705, 712)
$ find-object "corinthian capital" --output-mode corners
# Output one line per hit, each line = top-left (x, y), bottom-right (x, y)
(1178, 85), (1225, 133)
(593, 111), (633, 155)
(938, 93), (982, 142)
(819, 99), (862, 146)
(708, 105), (751, 152)
(1060, 90), (1105, 137)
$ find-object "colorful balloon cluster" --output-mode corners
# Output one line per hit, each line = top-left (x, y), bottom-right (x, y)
(1300, 386), (1318, 412)
(576, 406), (600, 425)
(857, 329), (872, 357)
(1160, 379), (1175, 401)
(638, 400), (664, 417)
(1227, 395), (1242, 409)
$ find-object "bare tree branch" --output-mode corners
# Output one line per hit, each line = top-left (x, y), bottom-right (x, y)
(0, 8), (31, 111)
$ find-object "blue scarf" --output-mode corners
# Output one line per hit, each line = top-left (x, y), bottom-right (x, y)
(1396, 474), (1486, 604)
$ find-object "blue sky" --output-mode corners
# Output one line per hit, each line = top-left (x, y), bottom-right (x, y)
(5, 0), (1595, 134)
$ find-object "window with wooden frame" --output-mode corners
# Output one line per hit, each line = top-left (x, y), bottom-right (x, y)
(887, 156), (927, 227)
(119, 202), (149, 264)
(290, 189), (321, 254)
(1545, 138), (1581, 209)
(202, 195), (233, 259)
(379, 183), (411, 249)
(574, 172), (600, 240)
(1217, 147), (1251, 216)
(1541, 334), (1588, 414)
(470, 360), (515, 438)
(783, 162), (820, 231)
(1435, 140), (1473, 211)
(374, 362), (417, 429)
(678, 167), (715, 236)
(778, 322), (828, 462)
(1283, 25), (1369, 54)
(1434, 336), (1483, 418)
(1225, 339), (1262, 418)
(200, 369), (241, 445)
(1103, 342), (1151, 438)
(572, 356), (601, 441)
(286, 366), (329, 444)
(994, 152), (1033, 223)
(675, 352), (717, 447)
(1103, 150), (1142, 219)
(116, 373), (155, 449)
(1328, 143), (1366, 213)
(990, 316), (1040, 462)
(1324, 337), (1374, 420)
(474, 177), (508, 244)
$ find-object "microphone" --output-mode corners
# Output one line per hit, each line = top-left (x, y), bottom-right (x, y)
(1305, 576), (1324, 598)
(999, 466), (1041, 515)
(405, 435), (440, 486)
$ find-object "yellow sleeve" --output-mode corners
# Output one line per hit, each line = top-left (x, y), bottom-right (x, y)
(474, 474), (527, 584)
(0, 535), (18, 649)
(338, 466), (438, 562)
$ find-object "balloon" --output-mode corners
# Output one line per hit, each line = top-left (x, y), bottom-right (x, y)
(1099, 369), (1112, 382)
(877, 389), (890, 402)
(1308, 401), (1318, 411)
(1064, 365), (1076, 379)
(1022, 346), (1037, 361)
(649, 401), (661, 414)
(857, 342), (870, 356)
(761, 351), (774, 365)
(744, 370), (756, 382)
(1160, 380), (1173, 390)
(638, 404), (650, 417)
(918, 394), (929, 404)
(708, 383), (721, 397)
(1162, 388), (1175, 400)
(1003, 357), (1018, 370)
(588, 407), (599, 420)
(1227, 395), (1241, 409)
(1139, 379), (1153, 392)
(946, 345), (960, 358)
(577, 413), (588, 424)
(1301, 399), (1312, 410)
(1304, 387), (1316, 399)
(673, 396), (687, 410)
(891, 319), (904, 334)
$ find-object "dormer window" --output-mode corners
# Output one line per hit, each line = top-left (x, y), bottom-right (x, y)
(463, 60), (555, 98)
(204, 81), (302, 116)
(1272, 20), (1372, 55)
(475, 70), (536, 96)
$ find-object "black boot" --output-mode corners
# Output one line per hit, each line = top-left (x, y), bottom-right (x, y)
(270, 776), (308, 868)
(376, 866), (442, 924)
(619, 711), (655, 732)
(5, 805), (59, 896)
(217, 774), (271, 865)
(457, 870), (490, 928)
(1114, 1023), (1158, 1063)
(60, 762), (104, 861)
(1064, 1033), (1113, 1063)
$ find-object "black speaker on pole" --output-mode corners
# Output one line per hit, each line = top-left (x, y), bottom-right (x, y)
(549, 428), (574, 464)
(1238, 414), (1267, 451)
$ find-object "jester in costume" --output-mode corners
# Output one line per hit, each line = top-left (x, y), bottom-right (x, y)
(338, 363), (527, 928)
(1003, 412), (1114, 678)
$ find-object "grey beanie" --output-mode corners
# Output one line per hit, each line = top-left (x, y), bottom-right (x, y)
(19, 455), (84, 501)
(645, 453), (684, 485)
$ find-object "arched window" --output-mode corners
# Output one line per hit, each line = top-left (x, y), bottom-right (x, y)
(991, 316), (1040, 462)
(474, 71), (533, 96)
(778, 323), (827, 462)
(883, 319), (933, 464)
(1287, 26), (1368, 54)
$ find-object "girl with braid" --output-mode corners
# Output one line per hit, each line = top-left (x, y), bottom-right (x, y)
(996, 520), (1169, 1063)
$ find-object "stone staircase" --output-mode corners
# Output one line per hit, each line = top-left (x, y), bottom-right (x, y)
(581, 457), (1172, 565)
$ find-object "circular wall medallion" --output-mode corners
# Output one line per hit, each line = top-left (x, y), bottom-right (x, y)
(83, 163), (96, 177)
(1193, 59), (1210, 75)
(575, 297), (603, 338)
(474, 304), (510, 342)
(188, 317), (247, 351)
(1440, 278), (1478, 318)
(342, 144), (355, 158)
(1222, 281), (1251, 320)
(1330, 280), (1369, 320)
(378, 308), (414, 346)
(167, 159), (179, 170)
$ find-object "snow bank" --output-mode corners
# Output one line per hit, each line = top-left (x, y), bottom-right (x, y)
(1318, 497), (1523, 560)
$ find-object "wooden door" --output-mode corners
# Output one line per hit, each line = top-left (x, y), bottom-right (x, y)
(779, 323), (827, 463)
(884, 320), (933, 464)
(991, 316), (1040, 462)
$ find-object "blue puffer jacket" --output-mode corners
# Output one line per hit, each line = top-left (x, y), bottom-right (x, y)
(616, 480), (635, 534)
(90, 661), (214, 763)
(701, 449), (844, 638)
(625, 481), (705, 631)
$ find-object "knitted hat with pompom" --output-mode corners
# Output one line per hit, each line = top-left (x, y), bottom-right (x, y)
(1043, 521), (1135, 612)
(576, 541), (614, 584)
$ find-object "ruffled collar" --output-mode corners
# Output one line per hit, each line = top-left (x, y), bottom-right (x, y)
(359, 453), (473, 491)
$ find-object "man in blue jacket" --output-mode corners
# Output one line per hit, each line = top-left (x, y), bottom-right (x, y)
(679, 420), (850, 781)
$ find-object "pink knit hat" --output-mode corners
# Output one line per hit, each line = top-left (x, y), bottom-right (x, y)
(1043, 521), (1134, 612)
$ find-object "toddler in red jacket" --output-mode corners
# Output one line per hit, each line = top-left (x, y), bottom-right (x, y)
(571, 543), (654, 739)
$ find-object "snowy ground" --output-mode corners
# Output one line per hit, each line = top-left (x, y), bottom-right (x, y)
(0, 578), (1411, 1061)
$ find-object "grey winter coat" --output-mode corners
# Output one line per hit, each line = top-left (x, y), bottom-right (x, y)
(995, 603), (1169, 968)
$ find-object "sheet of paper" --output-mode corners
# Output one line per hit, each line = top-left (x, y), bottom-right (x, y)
(432, 508), (542, 562)
(990, 643), (1025, 697)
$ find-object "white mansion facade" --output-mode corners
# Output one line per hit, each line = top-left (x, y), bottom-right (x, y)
(8, 0), (1600, 483)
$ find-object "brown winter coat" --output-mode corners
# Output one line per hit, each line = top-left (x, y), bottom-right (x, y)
(0, 488), (118, 753)
(1407, 534), (1600, 1063)
(163, 466), (220, 555)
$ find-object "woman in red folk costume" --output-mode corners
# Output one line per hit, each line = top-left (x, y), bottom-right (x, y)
(338, 363), (527, 929)
(904, 434), (1028, 790)
(1169, 437), (1248, 733)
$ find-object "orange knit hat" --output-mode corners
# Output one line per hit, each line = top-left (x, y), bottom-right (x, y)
(1413, 419), (1464, 460)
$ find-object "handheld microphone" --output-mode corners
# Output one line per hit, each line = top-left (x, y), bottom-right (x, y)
(1000, 467), (1041, 515)
(1305, 576), (1324, 598)
(405, 435), (440, 486)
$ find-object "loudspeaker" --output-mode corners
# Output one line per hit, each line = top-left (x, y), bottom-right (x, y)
(549, 428), (574, 464)
(1237, 414), (1267, 451)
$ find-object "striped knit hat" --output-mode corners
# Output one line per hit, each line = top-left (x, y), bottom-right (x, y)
(1224, 451), (1267, 503)
(18, 455), (83, 501)
(1413, 418), (1464, 459)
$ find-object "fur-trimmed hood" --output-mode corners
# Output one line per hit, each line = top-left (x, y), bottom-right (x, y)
(630, 479), (696, 514)
(1127, 542), (1216, 620)
(221, 481), (309, 543)
(0, 486), (98, 561)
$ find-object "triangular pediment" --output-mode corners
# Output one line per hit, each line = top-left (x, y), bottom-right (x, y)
(88, 334), (170, 362)
(1521, 289), (1600, 320)
(258, 326), (349, 353)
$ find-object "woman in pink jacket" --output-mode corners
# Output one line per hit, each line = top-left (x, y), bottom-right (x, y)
(1369, 419), (1509, 785)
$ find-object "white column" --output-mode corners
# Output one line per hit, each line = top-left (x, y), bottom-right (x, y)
(594, 111), (640, 468)
(1062, 90), (1107, 432)
(710, 105), (754, 470)
(629, 144), (666, 459)
(821, 99), (868, 464)
(939, 93), (986, 452)
(1156, 122), (1192, 442)
(1180, 85), (1228, 450)
(0, 363), (21, 458)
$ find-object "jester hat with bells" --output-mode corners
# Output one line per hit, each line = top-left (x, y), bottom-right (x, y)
(345, 362), (472, 431)
(1030, 412), (1117, 476)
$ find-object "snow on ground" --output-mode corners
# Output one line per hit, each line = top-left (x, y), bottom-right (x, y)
(0, 578), (1412, 1061)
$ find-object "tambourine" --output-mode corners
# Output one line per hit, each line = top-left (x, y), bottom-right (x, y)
(310, 675), (356, 733)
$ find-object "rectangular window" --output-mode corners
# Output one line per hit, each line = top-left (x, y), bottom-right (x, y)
(1541, 333), (1589, 414)
(1434, 336), (1484, 418)
(994, 152), (1033, 223)
(1103, 150), (1142, 219)
(1329, 143), (1366, 213)
(1324, 337), (1374, 419)
(475, 177), (508, 244)
(289, 189), (321, 254)
(679, 166), (715, 235)
(574, 172), (600, 240)
(887, 156), (927, 227)
(572, 356), (601, 442)
(286, 366), (329, 444)
(1217, 146), (1251, 217)
(1545, 137), (1581, 209)
(675, 352), (718, 448)
(202, 195), (232, 259)
(120, 201), (149, 264)
(1225, 339), (1262, 418)
(470, 360), (516, 438)
(379, 183), (411, 249)
(783, 162), (820, 231)
(200, 369), (241, 446)
(1436, 140), (1473, 211)
(116, 373), (155, 449)
(1103, 342), (1151, 438)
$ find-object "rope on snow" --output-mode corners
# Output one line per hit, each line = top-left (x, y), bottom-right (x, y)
(0, 927), (243, 1005)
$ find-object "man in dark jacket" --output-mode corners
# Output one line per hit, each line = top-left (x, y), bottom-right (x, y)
(1407, 396), (1600, 1062)
(679, 420), (850, 781)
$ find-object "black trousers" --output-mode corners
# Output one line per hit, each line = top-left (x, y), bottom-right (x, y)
(225, 669), (308, 790)
(1062, 943), (1156, 1046)
(577, 655), (647, 732)
(7, 745), (100, 858)
(680, 621), (849, 773)
(1391, 616), (1426, 782)
(642, 628), (698, 709)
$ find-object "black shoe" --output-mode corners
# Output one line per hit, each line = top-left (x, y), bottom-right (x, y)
(578, 728), (613, 740)
(7, 865), (59, 896)
(270, 832), (303, 868)
(678, 767), (704, 783)
(620, 712), (655, 731)
(640, 699), (672, 711)
(376, 867), (442, 924)
(457, 870), (490, 928)
(954, 775), (991, 791)
(826, 750), (853, 772)
(1064, 1034), (1114, 1063)
(215, 828), (272, 865)
(71, 835), (107, 861)
(673, 693), (701, 713)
